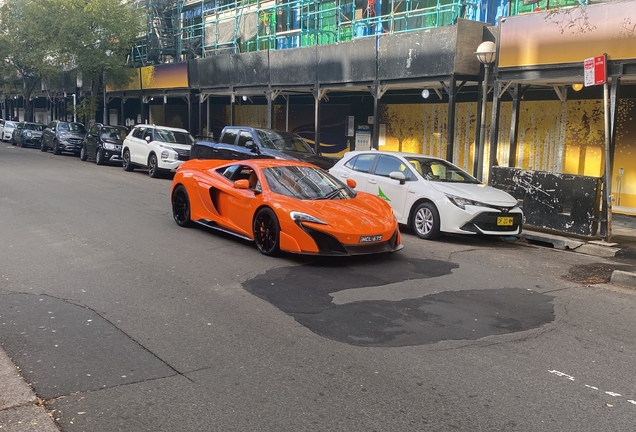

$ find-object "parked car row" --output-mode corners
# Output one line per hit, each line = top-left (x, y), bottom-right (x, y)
(10, 118), (524, 255)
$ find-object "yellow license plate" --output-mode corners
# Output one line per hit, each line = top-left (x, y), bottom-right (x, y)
(497, 216), (514, 226)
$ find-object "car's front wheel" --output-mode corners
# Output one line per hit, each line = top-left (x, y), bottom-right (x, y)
(122, 149), (134, 171)
(413, 202), (441, 240)
(53, 140), (61, 155)
(40, 142), (47, 152)
(171, 185), (192, 227)
(95, 148), (104, 165)
(79, 145), (88, 161)
(253, 207), (281, 256)
(148, 153), (159, 178)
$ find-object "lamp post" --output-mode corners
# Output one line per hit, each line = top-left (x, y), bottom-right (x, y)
(474, 41), (497, 182)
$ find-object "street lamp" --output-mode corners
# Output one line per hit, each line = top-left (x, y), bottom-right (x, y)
(474, 41), (497, 182)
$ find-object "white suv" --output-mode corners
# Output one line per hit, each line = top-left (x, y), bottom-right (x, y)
(122, 125), (194, 178)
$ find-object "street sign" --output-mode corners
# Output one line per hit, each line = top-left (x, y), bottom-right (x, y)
(584, 54), (607, 87)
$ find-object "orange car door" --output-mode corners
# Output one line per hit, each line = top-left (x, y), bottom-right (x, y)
(213, 168), (263, 238)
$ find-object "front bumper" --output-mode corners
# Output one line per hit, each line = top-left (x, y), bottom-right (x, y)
(61, 140), (83, 152)
(296, 225), (403, 256)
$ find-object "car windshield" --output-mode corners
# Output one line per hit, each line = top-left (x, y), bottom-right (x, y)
(405, 157), (481, 184)
(25, 124), (43, 131)
(102, 127), (126, 140)
(155, 129), (194, 145)
(263, 165), (354, 200)
(256, 130), (315, 154)
(58, 122), (86, 133)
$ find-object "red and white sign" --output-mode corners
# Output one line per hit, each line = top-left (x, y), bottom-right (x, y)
(584, 54), (607, 87)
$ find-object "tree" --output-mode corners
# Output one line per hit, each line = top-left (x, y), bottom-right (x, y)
(0, 0), (142, 122)
(0, 0), (65, 121)
(53, 0), (142, 122)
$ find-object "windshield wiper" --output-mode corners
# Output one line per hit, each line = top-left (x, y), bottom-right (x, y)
(318, 187), (347, 200)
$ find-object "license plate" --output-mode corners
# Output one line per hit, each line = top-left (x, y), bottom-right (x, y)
(497, 216), (514, 226)
(360, 235), (382, 243)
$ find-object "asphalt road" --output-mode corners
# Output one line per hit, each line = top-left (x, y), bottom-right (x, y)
(1, 142), (636, 431)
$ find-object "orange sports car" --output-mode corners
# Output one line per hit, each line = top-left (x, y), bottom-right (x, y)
(170, 159), (403, 256)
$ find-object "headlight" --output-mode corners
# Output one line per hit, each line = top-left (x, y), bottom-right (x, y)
(445, 194), (488, 210)
(290, 211), (327, 225)
(103, 143), (116, 150)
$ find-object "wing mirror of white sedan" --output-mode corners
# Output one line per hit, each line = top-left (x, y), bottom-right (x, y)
(389, 171), (406, 185)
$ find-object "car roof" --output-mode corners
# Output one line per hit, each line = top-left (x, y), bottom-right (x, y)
(133, 124), (189, 133)
(343, 150), (445, 162)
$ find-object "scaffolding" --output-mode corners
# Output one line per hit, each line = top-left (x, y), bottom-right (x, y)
(132, 0), (589, 63)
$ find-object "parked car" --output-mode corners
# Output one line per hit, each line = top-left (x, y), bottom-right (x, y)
(41, 120), (86, 155)
(191, 126), (338, 170)
(171, 158), (402, 256)
(122, 124), (194, 178)
(329, 150), (524, 240)
(80, 124), (129, 165)
(0, 119), (5, 140)
(3, 121), (16, 142)
(11, 122), (45, 148)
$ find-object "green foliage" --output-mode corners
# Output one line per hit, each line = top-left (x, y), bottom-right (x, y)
(0, 0), (143, 120)
(68, 94), (100, 125)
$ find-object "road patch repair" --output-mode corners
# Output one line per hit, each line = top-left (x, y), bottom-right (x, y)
(243, 256), (555, 347)
(0, 293), (179, 429)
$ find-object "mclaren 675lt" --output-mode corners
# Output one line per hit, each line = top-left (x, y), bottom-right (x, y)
(170, 159), (404, 256)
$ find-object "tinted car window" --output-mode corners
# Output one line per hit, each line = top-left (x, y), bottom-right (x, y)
(263, 166), (354, 200)
(217, 165), (241, 179)
(155, 129), (194, 145)
(256, 130), (315, 154)
(68, 123), (86, 133)
(221, 130), (237, 144)
(237, 131), (253, 147)
(132, 127), (144, 139)
(25, 123), (43, 131)
(344, 154), (376, 173)
(102, 126), (126, 140)
(374, 155), (414, 179)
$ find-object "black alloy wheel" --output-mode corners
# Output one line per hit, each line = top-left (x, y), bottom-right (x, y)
(171, 185), (192, 227)
(95, 148), (104, 165)
(53, 140), (61, 155)
(253, 207), (281, 256)
(122, 149), (134, 171)
(79, 145), (87, 161)
(148, 153), (159, 178)
(413, 202), (441, 240)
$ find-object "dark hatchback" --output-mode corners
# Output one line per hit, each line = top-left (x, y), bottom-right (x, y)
(192, 127), (338, 170)
(12, 122), (45, 148)
(80, 124), (128, 165)
(41, 120), (86, 156)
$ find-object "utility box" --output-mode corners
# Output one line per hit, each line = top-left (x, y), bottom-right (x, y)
(490, 167), (602, 237)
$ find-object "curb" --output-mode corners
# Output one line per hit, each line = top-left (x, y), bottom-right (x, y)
(0, 348), (59, 431)
(610, 270), (636, 289)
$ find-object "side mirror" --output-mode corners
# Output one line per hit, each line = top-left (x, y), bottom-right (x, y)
(246, 140), (259, 153)
(346, 178), (357, 188)
(234, 179), (250, 189)
(389, 171), (406, 185)
(145, 136), (151, 142)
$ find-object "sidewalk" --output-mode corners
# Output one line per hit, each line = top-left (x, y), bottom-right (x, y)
(0, 348), (59, 431)
(518, 213), (636, 289)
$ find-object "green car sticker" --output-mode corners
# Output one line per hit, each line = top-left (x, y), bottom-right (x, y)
(378, 187), (391, 201)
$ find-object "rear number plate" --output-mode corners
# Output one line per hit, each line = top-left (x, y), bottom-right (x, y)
(497, 216), (514, 226)
(360, 235), (382, 243)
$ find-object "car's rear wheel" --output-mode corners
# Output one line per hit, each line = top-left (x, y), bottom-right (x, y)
(40, 142), (47, 152)
(171, 185), (192, 227)
(413, 202), (441, 240)
(53, 140), (61, 155)
(122, 149), (134, 171)
(253, 208), (281, 256)
(148, 153), (159, 178)
(79, 145), (87, 161)
(95, 148), (104, 165)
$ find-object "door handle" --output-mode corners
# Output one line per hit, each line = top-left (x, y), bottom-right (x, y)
(368, 179), (377, 184)
(340, 174), (348, 178)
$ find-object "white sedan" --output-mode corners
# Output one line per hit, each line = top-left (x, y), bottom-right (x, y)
(2, 121), (16, 142)
(329, 150), (523, 239)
